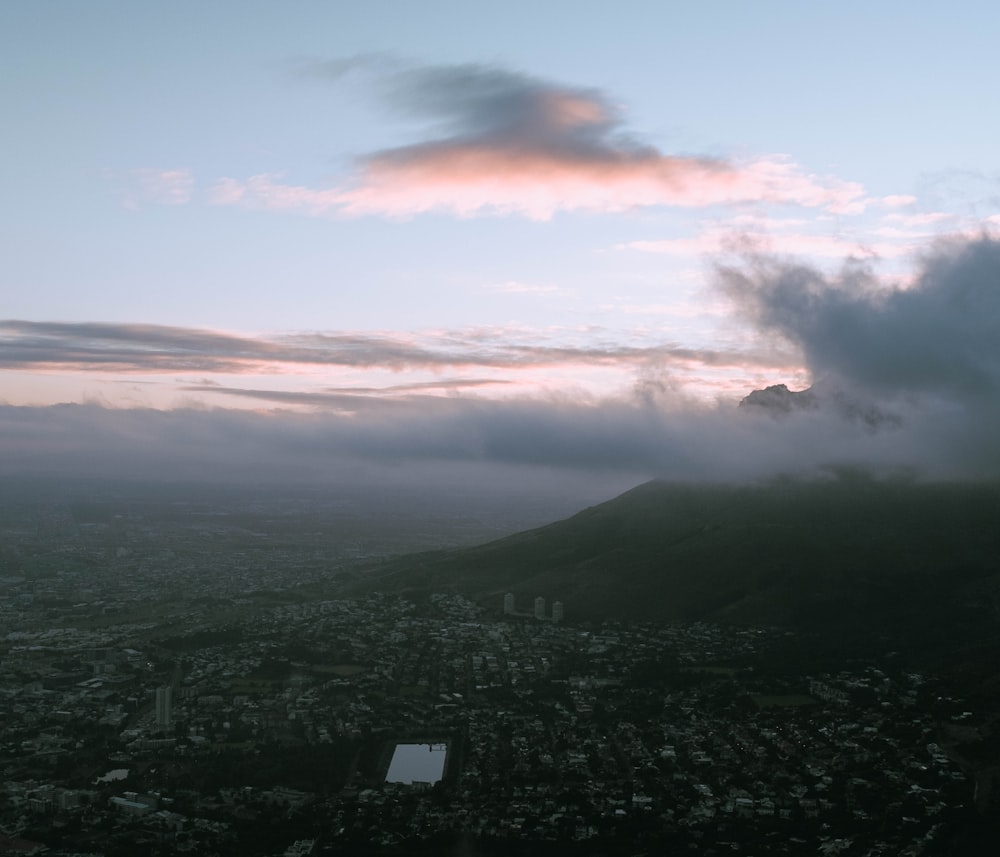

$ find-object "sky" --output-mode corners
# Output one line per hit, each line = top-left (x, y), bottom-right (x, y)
(3, 2), (1000, 492)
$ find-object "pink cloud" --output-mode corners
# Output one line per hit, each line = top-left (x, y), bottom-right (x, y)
(212, 64), (866, 220)
(0, 320), (793, 381)
(883, 211), (954, 227)
(133, 168), (194, 205)
(211, 153), (864, 222)
(878, 194), (918, 208)
(0, 318), (809, 414)
(332, 149), (864, 220)
(207, 177), (247, 206)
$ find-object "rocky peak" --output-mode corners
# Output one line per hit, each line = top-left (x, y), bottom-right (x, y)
(739, 383), (818, 413)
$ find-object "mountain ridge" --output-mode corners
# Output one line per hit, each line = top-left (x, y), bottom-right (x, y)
(359, 477), (1000, 645)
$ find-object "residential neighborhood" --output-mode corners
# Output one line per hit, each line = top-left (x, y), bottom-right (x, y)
(1, 566), (989, 855)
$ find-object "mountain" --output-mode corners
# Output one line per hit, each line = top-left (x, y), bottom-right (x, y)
(739, 382), (900, 428)
(360, 477), (1000, 645)
(739, 383), (818, 413)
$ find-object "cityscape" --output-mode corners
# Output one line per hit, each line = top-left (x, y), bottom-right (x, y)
(0, 487), (995, 855)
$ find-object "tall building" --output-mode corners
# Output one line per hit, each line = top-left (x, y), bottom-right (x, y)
(503, 592), (515, 614)
(534, 596), (546, 620)
(552, 601), (564, 623)
(155, 686), (172, 728)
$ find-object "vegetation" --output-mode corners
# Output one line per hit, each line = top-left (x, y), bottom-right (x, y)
(364, 478), (1000, 655)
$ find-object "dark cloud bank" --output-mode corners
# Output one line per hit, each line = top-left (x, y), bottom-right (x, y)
(3, 237), (999, 492)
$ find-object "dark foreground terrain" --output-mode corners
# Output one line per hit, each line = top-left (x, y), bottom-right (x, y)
(366, 477), (1000, 645)
(2, 476), (999, 854)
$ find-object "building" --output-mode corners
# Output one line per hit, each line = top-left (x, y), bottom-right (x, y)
(155, 685), (172, 728)
(552, 601), (564, 623)
(534, 596), (546, 620)
(503, 592), (515, 614)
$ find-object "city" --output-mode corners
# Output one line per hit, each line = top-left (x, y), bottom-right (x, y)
(0, 492), (993, 855)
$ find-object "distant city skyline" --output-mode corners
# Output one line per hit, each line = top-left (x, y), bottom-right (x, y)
(3, 3), (1000, 484)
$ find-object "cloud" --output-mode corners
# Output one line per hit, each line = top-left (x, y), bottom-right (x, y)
(179, 377), (514, 408)
(0, 366), (992, 487)
(712, 234), (1000, 477)
(883, 211), (954, 228)
(326, 378), (513, 394)
(618, 212), (936, 261)
(877, 195), (918, 208)
(212, 62), (865, 220)
(622, 229), (916, 260)
(132, 168), (194, 206)
(0, 320), (792, 379)
(0, 394), (923, 487)
(0, 321), (273, 373)
(8, 239), (1000, 486)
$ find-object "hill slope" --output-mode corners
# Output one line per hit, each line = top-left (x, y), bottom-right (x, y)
(361, 478), (1000, 639)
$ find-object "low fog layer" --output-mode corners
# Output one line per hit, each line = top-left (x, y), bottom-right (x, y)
(3, 236), (999, 491)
